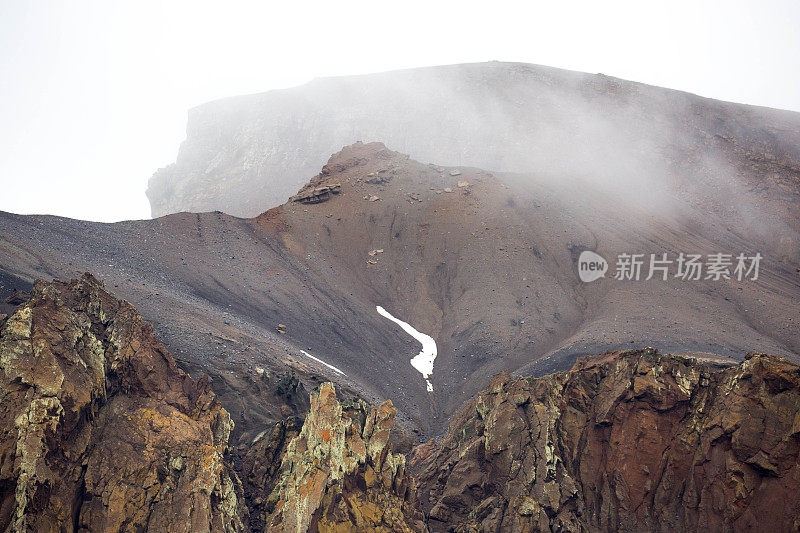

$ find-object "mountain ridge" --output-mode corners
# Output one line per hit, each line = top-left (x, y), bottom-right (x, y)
(3, 141), (799, 441)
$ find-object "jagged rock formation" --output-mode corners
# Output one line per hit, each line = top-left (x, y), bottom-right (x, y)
(146, 62), (800, 220)
(244, 383), (426, 532)
(413, 348), (800, 532)
(0, 274), (244, 532)
(239, 416), (304, 532)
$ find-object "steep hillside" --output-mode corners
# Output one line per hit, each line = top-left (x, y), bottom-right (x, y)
(2, 143), (799, 440)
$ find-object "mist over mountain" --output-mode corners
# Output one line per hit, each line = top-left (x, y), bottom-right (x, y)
(147, 63), (800, 254)
(2, 61), (800, 531)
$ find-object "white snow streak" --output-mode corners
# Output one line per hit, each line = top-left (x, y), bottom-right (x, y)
(376, 305), (437, 392)
(300, 350), (346, 376)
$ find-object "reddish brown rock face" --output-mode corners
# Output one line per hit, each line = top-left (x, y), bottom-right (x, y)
(413, 349), (800, 532)
(0, 274), (245, 532)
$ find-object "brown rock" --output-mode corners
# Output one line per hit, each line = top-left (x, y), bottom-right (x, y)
(290, 183), (342, 204)
(0, 274), (245, 532)
(250, 383), (427, 532)
(415, 348), (800, 532)
(366, 169), (395, 184)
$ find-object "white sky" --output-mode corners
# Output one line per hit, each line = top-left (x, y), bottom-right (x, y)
(1, 0), (799, 222)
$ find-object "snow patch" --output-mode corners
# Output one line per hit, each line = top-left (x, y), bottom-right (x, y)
(300, 350), (346, 376)
(376, 305), (437, 392)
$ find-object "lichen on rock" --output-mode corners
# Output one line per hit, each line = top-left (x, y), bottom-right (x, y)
(413, 348), (800, 532)
(255, 383), (427, 532)
(0, 273), (246, 532)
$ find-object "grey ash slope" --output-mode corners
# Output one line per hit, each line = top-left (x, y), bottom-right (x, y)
(0, 208), (425, 441)
(2, 142), (800, 438)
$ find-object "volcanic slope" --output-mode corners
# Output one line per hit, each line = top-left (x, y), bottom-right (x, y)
(1, 142), (799, 437)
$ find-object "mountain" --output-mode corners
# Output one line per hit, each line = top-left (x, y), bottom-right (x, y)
(2, 142), (799, 443)
(4, 60), (800, 531)
(146, 61), (800, 234)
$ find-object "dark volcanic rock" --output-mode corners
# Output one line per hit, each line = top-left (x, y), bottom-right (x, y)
(0, 274), (245, 532)
(413, 348), (800, 532)
(0, 271), (32, 315)
(3, 291), (27, 306)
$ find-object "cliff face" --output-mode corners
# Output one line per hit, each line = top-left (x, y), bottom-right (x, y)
(233, 347), (800, 533)
(0, 274), (244, 532)
(243, 383), (427, 532)
(147, 61), (800, 219)
(412, 348), (800, 532)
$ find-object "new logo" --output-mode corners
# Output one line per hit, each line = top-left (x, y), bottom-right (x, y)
(578, 251), (608, 282)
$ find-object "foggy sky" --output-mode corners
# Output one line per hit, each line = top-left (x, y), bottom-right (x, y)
(1, 0), (799, 222)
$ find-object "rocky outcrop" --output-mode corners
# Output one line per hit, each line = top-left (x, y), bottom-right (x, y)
(244, 383), (427, 532)
(0, 274), (245, 532)
(290, 184), (341, 204)
(413, 348), (800, 532)
(2, 274), (800, 532)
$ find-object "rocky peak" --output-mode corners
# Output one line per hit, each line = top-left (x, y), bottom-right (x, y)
(249, 382), (426, 532)
(288, 142), (403, 205)
(319, 141), (399, 175)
